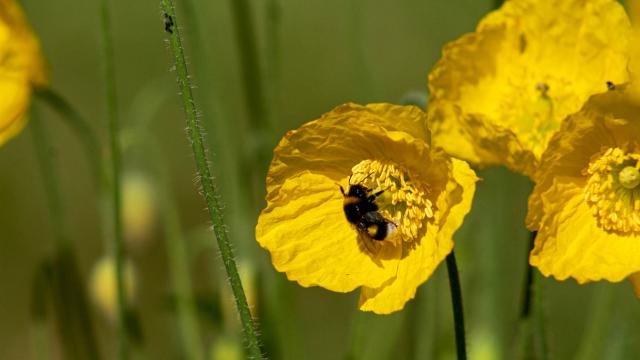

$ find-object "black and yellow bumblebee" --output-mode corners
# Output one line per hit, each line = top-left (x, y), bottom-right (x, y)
(340, 182), (397, 241)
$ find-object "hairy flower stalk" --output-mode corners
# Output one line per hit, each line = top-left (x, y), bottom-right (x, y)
(159, 1), (263, 358)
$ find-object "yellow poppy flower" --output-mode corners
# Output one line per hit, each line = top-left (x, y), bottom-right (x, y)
(0, 0), (48, 146)
(256, 103), (477, 314)
(427, 0), (631, 177)
(526, 84), (640, 285)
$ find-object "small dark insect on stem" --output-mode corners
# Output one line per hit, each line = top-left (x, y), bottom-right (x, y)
(164, 13), (174, 34)
(606, 81), (616, 91)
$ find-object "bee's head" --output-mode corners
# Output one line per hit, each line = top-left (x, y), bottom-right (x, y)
(347, 184), (369, 199)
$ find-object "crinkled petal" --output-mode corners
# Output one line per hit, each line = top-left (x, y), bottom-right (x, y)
(266, 103), (431, 196)
(257, 172), (401, 292)
(358, 158), (477, 314)
(428, 0), (631, 177)
(527, 86), (640, 229)
(530, 180), (640, 282)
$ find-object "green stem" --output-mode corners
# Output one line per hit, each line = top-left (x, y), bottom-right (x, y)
(138, 134), (205, 360)
(532, 272), (549, 360)
(159, 2), (263, 358)
(264, 0), (282, 122)
(34, 88), (103, 185)
(30, 111), (101, 360)
(519, 231), (549, 360)
(446, 251), (467, 360)
(573, 285), (613, 360)
(229, 0), (269, 133)
(521, 231), (536, 318)
(35, 87), (113, 262)
(30, 261), (52, 360)
(229, 0), (272, 219)
(99, 0), (128, 357)
(30, 110), (67, 250)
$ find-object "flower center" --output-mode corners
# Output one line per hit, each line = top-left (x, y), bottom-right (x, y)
(349, 159), (434, 246)
(584, 147), (640, 234)
(619, 166), (640, 189)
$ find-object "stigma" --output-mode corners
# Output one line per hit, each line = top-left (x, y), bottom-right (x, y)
(584, 147), (640, 233)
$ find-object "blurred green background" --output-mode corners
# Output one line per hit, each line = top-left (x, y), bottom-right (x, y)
(1, 0), (639, 359)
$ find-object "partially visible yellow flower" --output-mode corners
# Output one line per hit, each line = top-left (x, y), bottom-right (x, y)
(0, 0), (47, 146)
(469, 329), (501, 360)
(89, 255), (137, 321)
(122, 172), (158, 249)
(526, 84), (640, 284)
(210, 335), (242, 360)
(427, 0), (631, 177)
(256, 103), (477, 314)
(221, 259), (257, 323)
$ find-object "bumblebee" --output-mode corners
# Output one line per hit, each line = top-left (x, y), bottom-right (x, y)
(340, 182), (397, 241)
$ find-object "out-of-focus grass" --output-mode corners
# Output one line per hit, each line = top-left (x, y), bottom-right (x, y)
(1, 0), (638, 359)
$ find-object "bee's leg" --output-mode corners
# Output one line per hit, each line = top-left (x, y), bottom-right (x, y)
(364, 211), (387, 223)
(355, 221), (368, 234)
(367, 190), (384, 202)
(339, 185), (345, 196)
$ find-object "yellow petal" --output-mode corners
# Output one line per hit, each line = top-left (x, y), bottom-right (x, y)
(527, 86), (640, 230)
(0, 0), (47, 146)
(530, 181), (640, 282)
(266, 103), (430, 196)
(0, 82), (28, 146)
(258, 102), (476, 309)
(428, 0), (631, 177)
(257, 172), (401, 292)
(358, 158), (477, 314)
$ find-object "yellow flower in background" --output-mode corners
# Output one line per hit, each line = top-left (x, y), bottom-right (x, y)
(0, 0), (47, 146)
(90, 255), (137, 321)
(427, 0), (631, 177)
(256, 103), (477, 314)
(122, 172), (158, 250)
(221, 259), (257, 322)
(210, 336), (242, 360)
(526, 84), (640, 286)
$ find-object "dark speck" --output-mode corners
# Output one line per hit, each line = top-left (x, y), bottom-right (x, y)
(163, 13), (174, 34)
(519, 33), (527, 53)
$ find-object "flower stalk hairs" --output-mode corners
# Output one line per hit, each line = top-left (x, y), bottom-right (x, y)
(0, 0), (47, 146)
(427, 0), (631, 177)
(256, 103), (477, 314)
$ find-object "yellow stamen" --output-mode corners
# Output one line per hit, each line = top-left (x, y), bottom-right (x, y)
(349, 159), (434, 246)
(584, 147), (640, 233)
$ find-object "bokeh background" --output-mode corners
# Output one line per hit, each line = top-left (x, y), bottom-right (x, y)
(1, 0), (639, 359)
